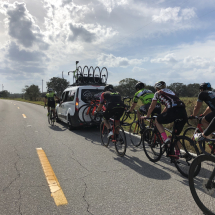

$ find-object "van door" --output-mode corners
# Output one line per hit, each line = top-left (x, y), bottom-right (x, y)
(64, 90), (76, 118)
(58, 92), (66, 120)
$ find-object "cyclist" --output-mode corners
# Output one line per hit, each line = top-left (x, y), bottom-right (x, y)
(141, 81), (187, 157)
(44, 88), (59, 121)
(127, 82), (161, 130)
(95, 84), (125, 138)
(192, 83), (215, 141)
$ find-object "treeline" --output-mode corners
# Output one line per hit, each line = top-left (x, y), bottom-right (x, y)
(114, 78), (209, 97)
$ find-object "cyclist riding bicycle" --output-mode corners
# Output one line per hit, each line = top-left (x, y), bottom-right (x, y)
(141, 81), (187, 157)
(95, 84), (125, 138)
(44, 88), (59, 121)
(127, 82), (161, 130)
(192, 83), (215, 141)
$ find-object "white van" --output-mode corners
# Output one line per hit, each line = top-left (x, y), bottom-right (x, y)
(56, 84), (105, 130)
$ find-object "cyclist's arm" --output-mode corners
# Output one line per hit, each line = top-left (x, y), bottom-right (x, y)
(146, 100), (157, 117)
(193, 101), (202, 116)
(203, 106), (211, 115)
(129, 102), (137, 112)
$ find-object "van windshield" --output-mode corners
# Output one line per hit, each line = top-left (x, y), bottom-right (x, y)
(81, 89), (103, 103)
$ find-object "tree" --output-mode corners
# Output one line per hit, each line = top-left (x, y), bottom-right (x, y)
(114, 78), (139, 97)
(46, 77), (70, 97)
(0, 90), (10, 98)
(168, 83), (187, 97)
(186, 83), (200, 97)
(22, 85), (41, 101)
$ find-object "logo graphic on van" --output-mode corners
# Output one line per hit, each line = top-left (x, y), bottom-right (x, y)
(83, 90), (92, 98)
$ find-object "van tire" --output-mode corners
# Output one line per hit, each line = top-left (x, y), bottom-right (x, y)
(68, 114), (75, 130)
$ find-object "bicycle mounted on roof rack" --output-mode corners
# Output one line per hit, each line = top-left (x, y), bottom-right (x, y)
(68, 61), (108, 86)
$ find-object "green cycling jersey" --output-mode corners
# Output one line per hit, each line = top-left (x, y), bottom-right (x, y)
(133, 88), (158, 105)
(45, 92), (56, 102)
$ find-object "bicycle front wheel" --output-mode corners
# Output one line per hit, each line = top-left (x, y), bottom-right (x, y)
(173, 136), (201, 178)
(100, 122), (110, 147)
(114, 125), (127, 157)
(129, 121), (142, 147)
(142, 128), (163, 162)
(189, 155), (215, 215)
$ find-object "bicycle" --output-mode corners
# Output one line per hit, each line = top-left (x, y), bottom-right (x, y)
(100, 112), (127, 157)
(184, 116), (215, 155)
(189, 136), (215, 215)
(44, 104), (55, 126)
(142, 116), (201, 178)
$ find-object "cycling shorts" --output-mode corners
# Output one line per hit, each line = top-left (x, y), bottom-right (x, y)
(139, 103), (161, 115)
(157, 107), (187, 135)
(103, 107), (125, 121)
(205, 110), (215, 123)
(48, 101), (55, 109)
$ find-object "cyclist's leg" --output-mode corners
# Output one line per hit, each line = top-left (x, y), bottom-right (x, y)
(139, 104), (149, 129)
(202, 111), (215, 138)
(103, 109), (112, 134)
(113, 108), (124, 138)
(204, 116), (215, 137)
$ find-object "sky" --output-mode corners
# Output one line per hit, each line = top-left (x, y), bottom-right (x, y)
(0, 0), (215, 93)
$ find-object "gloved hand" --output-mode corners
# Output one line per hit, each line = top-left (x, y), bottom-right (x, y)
(189, 115), (195, 119)
(199, 114), (204, 118)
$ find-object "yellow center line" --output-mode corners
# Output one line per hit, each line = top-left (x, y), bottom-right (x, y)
(36, 148), (68, 206)
(14, 104), (16, 105)
(17, 107), (20, 109)
(22, 114), (27, 118)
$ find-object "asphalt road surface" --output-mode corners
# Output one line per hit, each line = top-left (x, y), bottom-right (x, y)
(0, 99), (204, 215)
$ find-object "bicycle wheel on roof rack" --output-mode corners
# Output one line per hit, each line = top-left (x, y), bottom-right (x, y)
(77, 66), (83, 83)
(88, 66), (94, 83)
(83, 66), (89, 83)
(100, 67), (108, 84)
(93, 66), (101, 83)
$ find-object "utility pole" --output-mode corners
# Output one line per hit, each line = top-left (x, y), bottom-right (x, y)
(42, 79), (43, 93)
(62, 71), (64, 79)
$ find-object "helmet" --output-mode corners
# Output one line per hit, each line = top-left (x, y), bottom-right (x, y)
(199, 82), (211, 91)
(104, 84), (114, 92)
(135, 82), (145, 90)
(154, 81), (166, 90)
(48, 88), (53, 92)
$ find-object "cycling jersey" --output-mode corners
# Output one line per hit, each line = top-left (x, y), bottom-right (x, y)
(45, 92), (56, 102)
(100, 91), (124, 109)
(133, 88), (154, 104)
(152, 88), (185, 109)
(197, 91), (215, 111)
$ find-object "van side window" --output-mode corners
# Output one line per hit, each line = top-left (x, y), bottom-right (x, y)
(68, 91), (75, 101)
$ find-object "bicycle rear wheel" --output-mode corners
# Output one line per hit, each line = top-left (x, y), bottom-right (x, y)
(48, 111), (51, 125)
(129, 121), (142, 147)
(100, 122), (110, 147)
(114, 125), (127, 157)
(189, 155), (215, 215)
(51, 111), (55, 126)
(173, 136), (201, 178)
(142, 128), (163, 162)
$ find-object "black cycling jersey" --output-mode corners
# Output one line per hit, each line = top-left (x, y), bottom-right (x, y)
(100, 91), (124, 109)
(197, 91), (215, 111)
(153, 88), (185, 109)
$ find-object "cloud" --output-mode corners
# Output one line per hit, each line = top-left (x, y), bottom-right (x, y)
(151, 53), (177, 64)
(7, 42), (48, 62)
(183, 56), (210, 68)
(0, 1), (48, 49)
(152, 7), (196, 23)
(132, 66), (147, 73)
(97, 53), (145, 67)
(68, 23), (95, 43)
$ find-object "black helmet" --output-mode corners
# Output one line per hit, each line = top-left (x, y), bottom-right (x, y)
(135, 82), (145, 90)
(154, 81), (166, 90)
(104, 84), (114, 91)
(199, 82), (211, 91)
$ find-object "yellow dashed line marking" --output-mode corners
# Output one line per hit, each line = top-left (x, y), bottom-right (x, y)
(14, 104), (16, 105)
(22, 114), (27, 118)
(17, 107), (20, 109)
(36, 148), (68, 206)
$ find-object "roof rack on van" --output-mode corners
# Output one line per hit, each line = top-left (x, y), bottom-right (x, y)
(68, 62), (108, 86)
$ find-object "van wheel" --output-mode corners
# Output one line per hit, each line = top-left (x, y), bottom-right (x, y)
(56, 111), (60, 122)
(68, 115), (75, 130)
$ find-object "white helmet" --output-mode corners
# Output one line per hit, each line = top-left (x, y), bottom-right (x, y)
(154, 81), (166, 90)
(48, 88), (53, 92)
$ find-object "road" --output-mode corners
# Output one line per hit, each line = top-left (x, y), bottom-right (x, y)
(0, 99), (203, 215)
